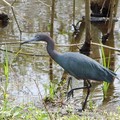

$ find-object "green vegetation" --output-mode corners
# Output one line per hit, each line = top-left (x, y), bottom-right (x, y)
(0, 104), (49, 120)
(1, 103), (120, 120)
(3, 46), (9, 110)
(43, 82), (56, 103)
(100, 44), (110, 99)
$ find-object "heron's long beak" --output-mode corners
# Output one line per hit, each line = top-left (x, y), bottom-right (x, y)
(21, 38), (37, 45)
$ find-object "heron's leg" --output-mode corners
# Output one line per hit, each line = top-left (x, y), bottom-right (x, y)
(67, 77), (73, 99)
(67, 79), (92, 111)
(81, 80), (91, 111)
(67, 77), (73, 90)
(67, 80), (91, 100)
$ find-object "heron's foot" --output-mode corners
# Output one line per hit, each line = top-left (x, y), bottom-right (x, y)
(67, 89), (74, 100)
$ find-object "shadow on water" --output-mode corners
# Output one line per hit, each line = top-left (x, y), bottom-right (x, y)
(0, 0), (120, 112)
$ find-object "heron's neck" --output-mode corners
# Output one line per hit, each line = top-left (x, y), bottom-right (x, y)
(45, 37), (60, 60)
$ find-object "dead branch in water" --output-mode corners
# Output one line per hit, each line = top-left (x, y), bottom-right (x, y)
(0, 41), (120, 53)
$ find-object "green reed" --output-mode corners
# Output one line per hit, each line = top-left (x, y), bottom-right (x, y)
(101, 45), (110, 99)
(43, 82), (56, 102)
(3, 46), (9, 110)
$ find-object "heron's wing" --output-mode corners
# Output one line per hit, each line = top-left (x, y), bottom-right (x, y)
(62, 53), (115, 82)
(66, 55), (99, 80)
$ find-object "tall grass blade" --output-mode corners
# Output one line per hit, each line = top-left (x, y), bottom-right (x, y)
(3, 45), (9, 110)
(100, 43), (110, 99)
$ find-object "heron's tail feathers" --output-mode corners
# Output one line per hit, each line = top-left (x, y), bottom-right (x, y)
(108, 70), (120, 82)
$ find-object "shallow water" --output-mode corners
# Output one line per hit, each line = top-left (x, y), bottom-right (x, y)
(0, 0), (120, 111)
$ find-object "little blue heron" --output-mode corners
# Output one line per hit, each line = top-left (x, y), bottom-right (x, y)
(21, 34), (117, 111)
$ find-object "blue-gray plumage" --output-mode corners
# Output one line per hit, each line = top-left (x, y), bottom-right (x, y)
(21, 34), (117, 111)
(22, 34), (116, 83)
(55, 52), (116, 83)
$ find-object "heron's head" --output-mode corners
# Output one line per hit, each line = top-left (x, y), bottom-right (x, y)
(21, 34), (50, 45)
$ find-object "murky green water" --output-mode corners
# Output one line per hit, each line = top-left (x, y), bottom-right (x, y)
(0, 0), (120, 111)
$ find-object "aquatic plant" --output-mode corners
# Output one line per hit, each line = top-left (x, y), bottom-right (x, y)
(101, 45), (111, 99)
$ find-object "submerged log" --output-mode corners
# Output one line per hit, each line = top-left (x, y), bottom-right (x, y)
(81, 16), (118, 23)
(90, 17), (118, 22)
